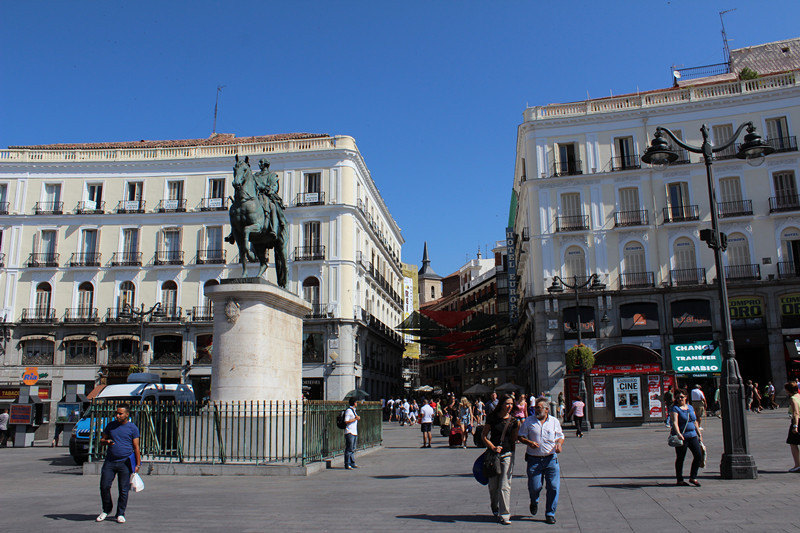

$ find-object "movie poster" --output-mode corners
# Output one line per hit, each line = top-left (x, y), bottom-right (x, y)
(613, 377), (643, 418)
(647, 375), (662, 418)
(592, 377), (606, 408)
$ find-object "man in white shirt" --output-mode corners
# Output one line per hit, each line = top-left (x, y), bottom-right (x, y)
(518, 397), (565, 525)
(690, 384), (707, 418)
(344, 398), (360, 470)
(386, 398), (395, 421)
(419, 399), (435, 448)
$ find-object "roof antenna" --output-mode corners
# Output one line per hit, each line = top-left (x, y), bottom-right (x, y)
(720, 9), (736, 69)
(212, 85), (226, 135)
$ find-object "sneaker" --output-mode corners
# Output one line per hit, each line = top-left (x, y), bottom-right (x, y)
(351, 464), (359, 469)
(689, 479), (701, 487)
(789, 466), (800, 472)
(529, 502), (538, 516)
(545, 515), (556, 525)
(499, 518), (511, 525)
(96, 513), (108, 522)
(345, 465), (353, 470)
(116, 516), (126, 524)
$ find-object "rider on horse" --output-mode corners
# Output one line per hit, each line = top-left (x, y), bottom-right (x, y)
(254, 159), (287, 241)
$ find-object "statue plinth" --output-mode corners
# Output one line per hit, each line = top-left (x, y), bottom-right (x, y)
(205, 281), (311, 402)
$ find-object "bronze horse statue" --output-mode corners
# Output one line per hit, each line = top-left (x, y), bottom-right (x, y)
(225, 155), (288, 286)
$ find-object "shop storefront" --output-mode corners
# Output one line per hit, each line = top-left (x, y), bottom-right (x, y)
(729, 296), (771, 385)
(781, 293), (800, 382)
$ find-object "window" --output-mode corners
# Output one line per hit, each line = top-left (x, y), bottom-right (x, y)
(65, 340), (97, 365)
(555, 143), (580, 175)
(78, 282), (94, 313)
(167, 180), (184, 200)
(153, 335), (182, 365)
(431, 286), (435, 299)
(35, 282), (52, 313)
(712, 124), (735, 158)
(203, 280), (218, 313)
(39, 230), (57, 259)
(622, 241), (646, 274)
(159, 228), (181, 260)
(667, 182), (693, 220)
(304, 172), (321, 193)
(673, 237), (697, 270)
(726, 233), (751, 266)
(564, 246), (586, 279)
(22, 339), (54, 365)
(44, 183), (61, 204)
(302, 277), (320, 306)
(86, 183), (103, 209)
(614, 136), (637, 169)
(122, 228), (139, 256)
(719, 177), (743, 204)
(205, 226), (223, 260)
(161, 281), (178, 313)
(304, 221), (321, 248)
(126, 181), (143, 201)
(766, 116), (789, 147)
(774, 171), (798, 203)
(118, 281), (135, 311)
(619, 188), (639, 212)
(0, 183), (7, 206)
(81, 229), (98, 255)
(209, 178), (225, 199)
(560, 192), (581, 218)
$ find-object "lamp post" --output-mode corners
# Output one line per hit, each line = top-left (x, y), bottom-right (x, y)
(123, 302), (162, 367)
(643, 122), (774, 479)
(548, 273), (606, 433)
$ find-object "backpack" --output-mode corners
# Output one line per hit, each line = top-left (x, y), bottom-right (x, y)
(336, 408), (349, 430)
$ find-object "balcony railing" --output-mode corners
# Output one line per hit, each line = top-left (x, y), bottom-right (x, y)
(671, 147), (691, 165)
(670, 268), (706, 286)
(156, 199), (187, 212)
(34, 201), (63, 215)
(724, 264), (761, 281)
(551, 159), (583, 177)
(619, 271), (655, 289)
(115, 200), (146, 213)
(663, 205), (700, 223)
(197, 249), (226, 265)
(555, 215), (589, 232)
(0, 201), (9, 214)
(199, 197), (228, 211)
(151, 307), (183, 322)
(63, 308), (99, 322)
(111, 252), (142, 266)
(778, 261), (800, 279)
(105, 307), (138, 322)
(769, 194), (800, 212)
(76, 201), (105, 214)
(154, 250), (184, 265)
(614, 209), (648, 227)
(713, 145), (737, 161)
(304, 303), (328, 319)
(718, 200), (753, 218)
(294, 245), (325, 261)
(69, 252), (101, 267)
(27, 253), (59, 267)
(610, 155), (641, 172)
(20, 308), (56, 323)
(191, 306), (213, 321)
(151, 352), (182, 365)
(294, 192), (326, 207)
(109, 352), (139, 365)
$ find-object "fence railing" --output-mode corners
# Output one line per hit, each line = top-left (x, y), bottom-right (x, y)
(87, 400), (382, 466)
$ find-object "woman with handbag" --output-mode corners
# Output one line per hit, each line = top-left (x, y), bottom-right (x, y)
(480, 394), (519, 525)
(670, 389), (703, 486)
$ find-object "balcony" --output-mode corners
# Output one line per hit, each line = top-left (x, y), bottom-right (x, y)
(610, 155), (641, 172)
(294, 245), (325, 261)
(294, 192), (326, 207)
(27, 253), (59, 267)
(0, 202), (9, 214)
(191, 306), (213, 322)
(769, 195), (800, 213)
(115, 200), (146, 213)
(111, 252), (142, 267)
(34, 201), (63, 215)
(713, 146), (737, 161)
(671, 147), (691, 165)
(154, 250), (184, 265)
(196, 249), (226, 265)
(614, 209), (648, 227)
(663, 205), (699, 223)
(156, 199), (187, 212)
(75, 201), (105, 214)
(20, 308), (56, 323)
(304, 303), (328, 319)
(199, 197), (228, 211)
(63, 308), (99, 323)
(724, 264), (761, 281)
(778, 261), (800, 279)
(109, 352), (139, 365)
(718, 200), (753, 218)
(105, 307), (137, 323)
(619, 272), (655, 289)
(670, 268), (706, 286)
(556, 215), (589, 232)
(550, 159), (583, 177)
(69, 252), (101, 267)
(151, 352), (182, 365)
(151, 307), (183, 323)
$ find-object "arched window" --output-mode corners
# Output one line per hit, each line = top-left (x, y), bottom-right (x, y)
(302, 277), (320, 306)
(203, 280), (218, 312)
(431, 285), (435, 299)
(78, 282), (94, 313)
(564, 246), (586, 280)
(118, 281), (135, 311)
(35, 282), (52, 317)
(161, 280), (178, 313)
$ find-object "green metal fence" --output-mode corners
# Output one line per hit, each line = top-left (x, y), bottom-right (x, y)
(88, 400), (382, 466)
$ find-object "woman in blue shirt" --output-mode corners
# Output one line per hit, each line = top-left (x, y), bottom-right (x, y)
(671, 389), (704, 486)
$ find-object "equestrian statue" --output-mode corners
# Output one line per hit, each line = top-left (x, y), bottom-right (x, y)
(225, 155), (289, 287)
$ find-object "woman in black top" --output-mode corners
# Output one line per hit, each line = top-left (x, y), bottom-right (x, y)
(481, 394), (519, 525)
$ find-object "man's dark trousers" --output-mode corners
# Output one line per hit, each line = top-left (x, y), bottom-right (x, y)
(100, 458), (132, 516)
(344, 434), (357, 467)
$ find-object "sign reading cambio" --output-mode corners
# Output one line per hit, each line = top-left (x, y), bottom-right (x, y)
(669, 341), (721, 375)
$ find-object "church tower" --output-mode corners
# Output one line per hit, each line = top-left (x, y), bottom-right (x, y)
(418, 241), (442, 304)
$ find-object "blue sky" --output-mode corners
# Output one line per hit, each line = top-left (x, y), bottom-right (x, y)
(2, 1), (798, 275)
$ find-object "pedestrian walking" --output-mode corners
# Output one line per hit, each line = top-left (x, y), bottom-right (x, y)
(343, 398), (360, 470)
(556, 392), (565, 421)
(480, 394), (519, 525)
(0, 408), (9, 447)
(513, 394), (528, 422)
(485, 392), (498, 415)
(690, 384), (707, 419)
(97, 404), (141, 524)
(752, 382), (763, 413)
(765, 382), (777, 409)
(745, 380), (755, 412)
(567, 395), (586, 438)
(51, 422), (64, 447)
(518, 397), (564, 525)
(663, 386), (674, 427)
(784, 381), (800, 472)
(474, 398), (486, 426)
(712, 386), (721, 418)
(670, 390), (703, 486)
(387, 398), (395, 421)
(458, 397), (474, 448)
(419, 399), (435, 448)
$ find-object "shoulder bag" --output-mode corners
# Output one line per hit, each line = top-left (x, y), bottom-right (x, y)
(668, 408), (689, 447)
(482, 418), (512, 478)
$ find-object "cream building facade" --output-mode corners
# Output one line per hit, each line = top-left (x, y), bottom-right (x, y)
(0, 132), (404, 437)
(513, 42), (800, 400)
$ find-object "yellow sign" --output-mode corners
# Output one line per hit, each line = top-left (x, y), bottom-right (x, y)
(728, 296), (763, 319)
(780, 293), (800, 316)
(401, 263), (421, 359)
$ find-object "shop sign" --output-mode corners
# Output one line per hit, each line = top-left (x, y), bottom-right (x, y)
(729, 296), (763, 319)
(780, 293), (800, 316)
(613, 377), (642, 418)
(671, 300), (712, 329)
(9, 404), (33, 425)
(647, 375), (662, 418)
(22, 367), (39, 386)
(669, 341), (721, 375)
(0, 387), (51, 400)
(505, 227), (518, 325)
(592, 364), (661, 375)
(592, 377), (606, 408)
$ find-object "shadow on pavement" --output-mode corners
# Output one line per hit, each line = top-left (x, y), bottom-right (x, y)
(43, 514), (98, 522)
(396, 514), (496, 524)
(39, 455), (78, 466)
(589, 482), (664, 489)
(373, 473), (472, 479)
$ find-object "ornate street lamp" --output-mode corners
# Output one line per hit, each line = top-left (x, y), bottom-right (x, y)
(123, 302), (162, 366)
(549, 273), (605, 432)
(643, 122), (773, 479)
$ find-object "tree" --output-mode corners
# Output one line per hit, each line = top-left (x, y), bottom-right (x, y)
(738, 67), (759, 80)
(565, 344), (595, 373)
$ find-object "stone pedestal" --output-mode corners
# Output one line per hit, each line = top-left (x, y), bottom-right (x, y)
(205, 279), (311, 402)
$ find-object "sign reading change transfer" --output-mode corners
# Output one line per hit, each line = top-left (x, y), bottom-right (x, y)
(669, 341), (721, 375)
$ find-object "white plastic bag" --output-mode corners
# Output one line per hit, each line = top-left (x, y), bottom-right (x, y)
(130, 473), (145, 493)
